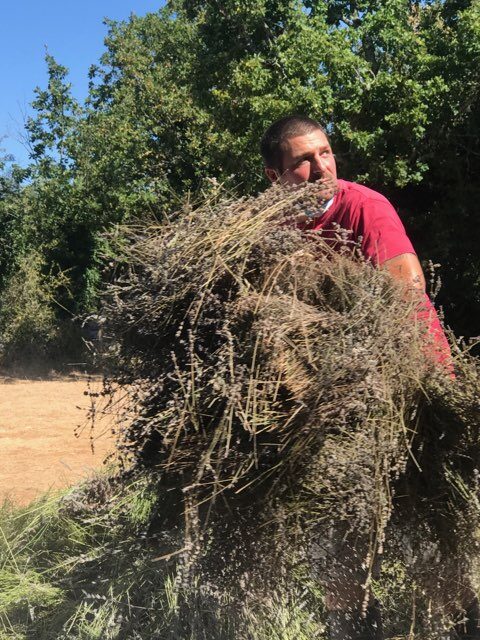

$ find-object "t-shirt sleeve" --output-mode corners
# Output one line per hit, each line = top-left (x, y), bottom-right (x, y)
(355, 197), (415, 265)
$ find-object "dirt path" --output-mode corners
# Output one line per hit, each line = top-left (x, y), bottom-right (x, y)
(0, 376), (115, 505)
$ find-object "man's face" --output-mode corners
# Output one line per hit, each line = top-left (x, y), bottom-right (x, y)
(266, 129), (337, 186)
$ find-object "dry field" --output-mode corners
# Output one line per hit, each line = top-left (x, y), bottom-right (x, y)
(0, 375), (115, 505)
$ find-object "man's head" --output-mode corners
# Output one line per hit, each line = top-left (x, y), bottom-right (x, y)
(260, 115), (337, 186)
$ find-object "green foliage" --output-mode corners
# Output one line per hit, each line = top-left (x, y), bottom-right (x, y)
(0, 0), (479, 360)
(0, 252), (64, 365)
(0, 475), (326, 639)
(0, 569), (64, 624)
(26, 53), (81, 167)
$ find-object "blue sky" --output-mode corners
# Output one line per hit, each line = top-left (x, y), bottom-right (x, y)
(0, 1), (165, 167)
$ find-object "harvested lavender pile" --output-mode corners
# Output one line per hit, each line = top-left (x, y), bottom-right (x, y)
(98, 181), (480, 637)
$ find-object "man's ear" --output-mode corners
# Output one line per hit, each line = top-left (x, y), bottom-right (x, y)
(265, 167), (280, 183)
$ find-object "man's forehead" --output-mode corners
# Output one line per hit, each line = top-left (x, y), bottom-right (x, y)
(281, 130), (331, 157)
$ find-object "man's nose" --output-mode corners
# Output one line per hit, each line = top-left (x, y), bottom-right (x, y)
(311, 154), (330, 176)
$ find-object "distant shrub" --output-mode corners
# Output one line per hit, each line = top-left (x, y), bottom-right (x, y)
(0, 252), (67, 366)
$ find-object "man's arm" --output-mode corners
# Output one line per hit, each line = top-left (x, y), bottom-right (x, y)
(380, 253), (426, 293)
(382, 253), (453, 373)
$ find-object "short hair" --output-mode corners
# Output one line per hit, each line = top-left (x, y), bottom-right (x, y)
(260, 115), (327, 172)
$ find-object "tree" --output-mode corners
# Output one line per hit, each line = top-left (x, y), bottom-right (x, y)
(1, 0), (479, 355)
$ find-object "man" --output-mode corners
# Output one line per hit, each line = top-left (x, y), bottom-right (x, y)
(260, 115), (451, 373)
(259, 116), (475, 639)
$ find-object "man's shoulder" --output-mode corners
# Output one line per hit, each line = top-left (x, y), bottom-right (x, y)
(337, 179), (392, 207)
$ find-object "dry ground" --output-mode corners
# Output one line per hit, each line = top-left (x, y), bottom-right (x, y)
(0, 375), (115, 505)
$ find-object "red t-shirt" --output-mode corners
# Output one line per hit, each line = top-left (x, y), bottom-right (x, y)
(306, 180), (451, 368)
(309, 180), (414, 265)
